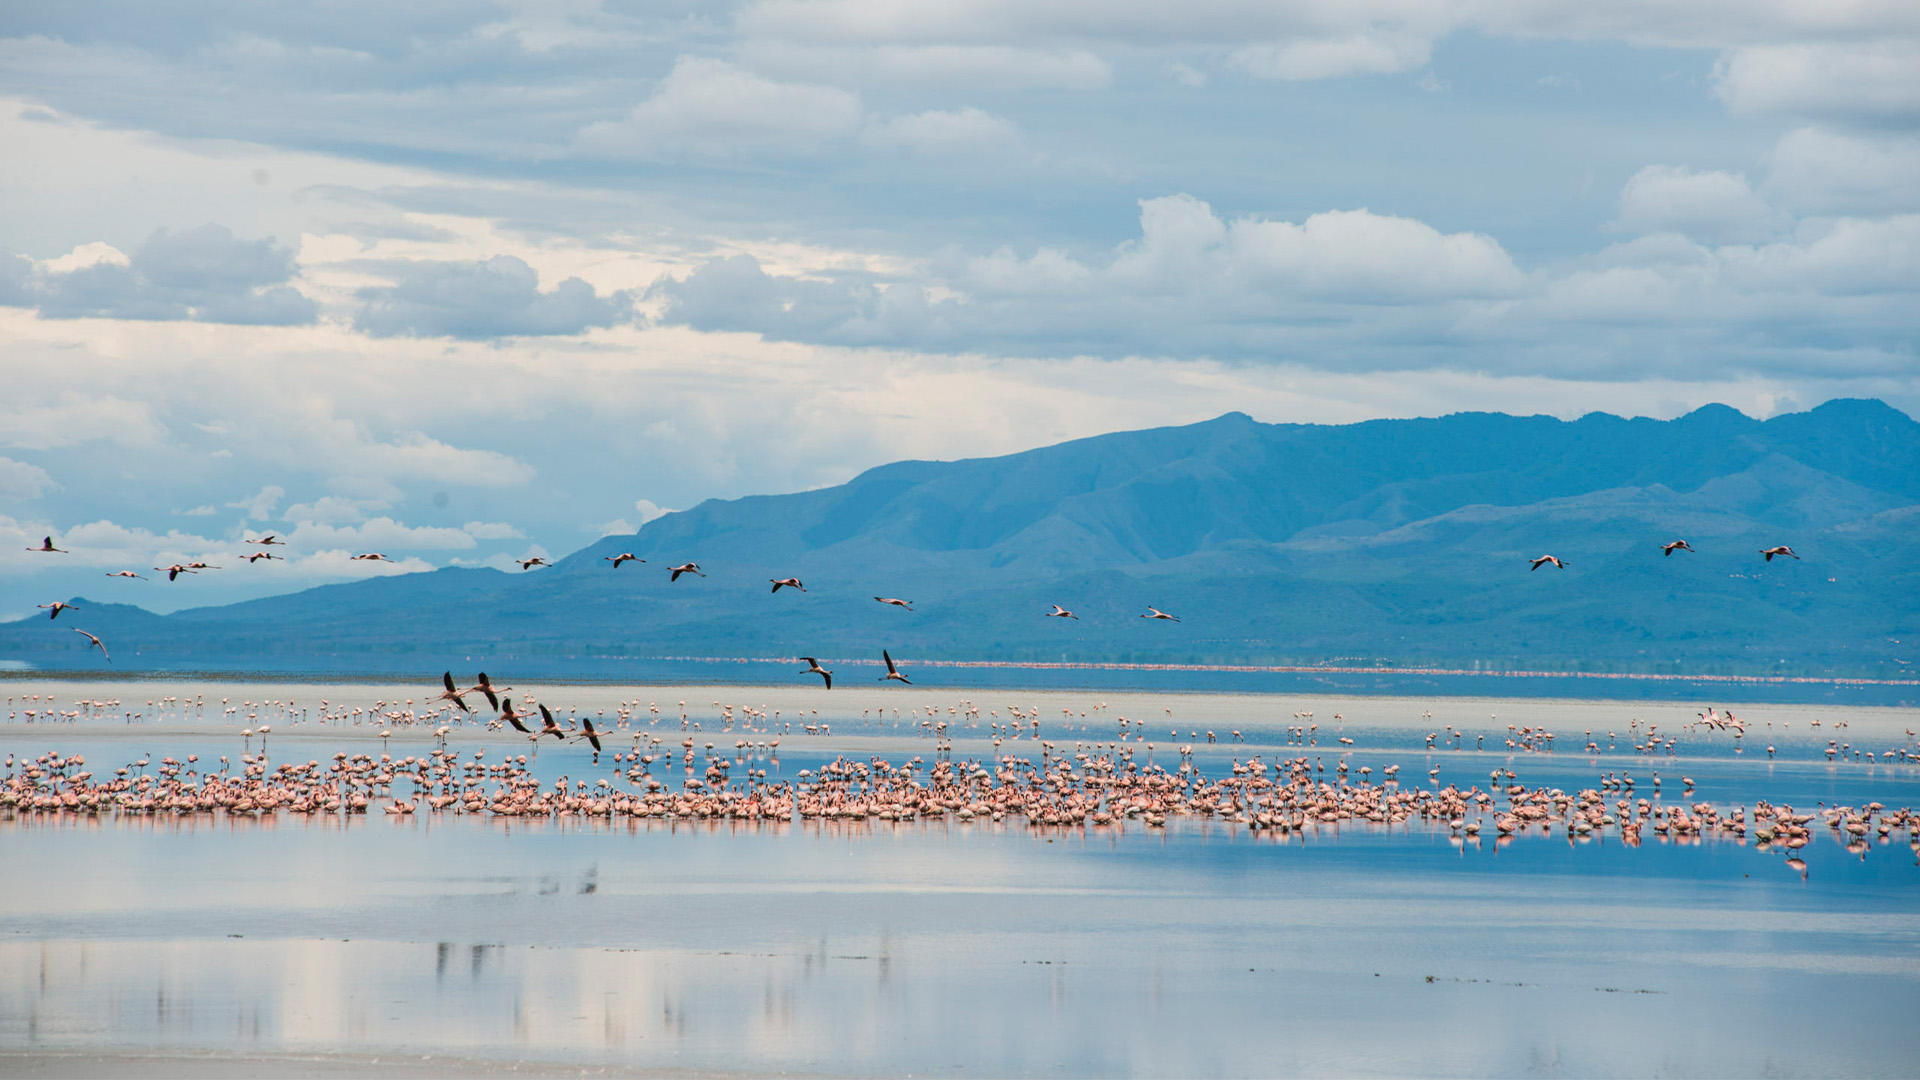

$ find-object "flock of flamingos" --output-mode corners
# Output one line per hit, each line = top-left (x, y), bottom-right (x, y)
(9, 525), (1908, 881)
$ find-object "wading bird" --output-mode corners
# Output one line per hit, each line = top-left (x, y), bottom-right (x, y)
(1662, 540), (1694, 556)
(771, 578), (806, 593)
(71, 628), (109, 662)
(104, 571), (144, 579)
(1760, 546), (1800, 561)
(1530, 555), (1567, 571)
(498, 697), (531, 733)
(465, 672), (500, 710)
(432, 672), (470, 713)
(880, 649), (911, 685)
(874, 596), (913, 610)
(38, 602), (77, 620)
(242, 551), (283, 563)
(1046, 605), (1079, 620)
(1141, 607), (1180, 622)
(537, 704), (567, 739)
(244, 535), (284, 546)
(351, 553), (392, 563)
(604, 553), (643, 567)
(800, 657), (833, 689)
(154, 564), (198, 581)
(28, 536), (66, 553)
(573, 717), (604, 754)
(670, 563), (705, 581)
(517, 556), (549, 570)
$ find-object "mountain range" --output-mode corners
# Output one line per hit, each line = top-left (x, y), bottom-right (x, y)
(4, 399), (1917, 695)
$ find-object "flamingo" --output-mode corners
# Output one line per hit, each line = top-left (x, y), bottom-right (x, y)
(351, 553), (392, 562)
(1530, 555), (1567, 571)
(431, 672), (470, 713)
(517, 556), (549, 570)
(669, 563), (706, 581)
(874, 597), (913, 610)
(71, 628), (109, 662)
(1662, 540), (1693, 556)
(497, 697), (531, 734)
(537, 704), (567, 740)
(1046, 605), (1079, 620)
(38, 602), (77, 620)
(104, 571), (144, 579)
(154, 564), (198, 581)
(800, 657), (833, 689)
(880, 649), (911, 685)
(1141, 607), (1180, 622)
(771, 578), (806, 593)
(244, 535), (284, 546)
(464, 672), (500, 710)
(28, 536), (66, 553)
(570, 717), (604, 753)
(604, 553), (643, 567)
(1760, 546), (1799, 562)
(242, 551), (283, 563)
(184, 561), (220, 571)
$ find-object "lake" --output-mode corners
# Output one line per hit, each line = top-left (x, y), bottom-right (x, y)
(3, 679), (1917, 1077)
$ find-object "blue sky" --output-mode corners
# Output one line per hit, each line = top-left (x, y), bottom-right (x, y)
(1, 1), (1916, 616)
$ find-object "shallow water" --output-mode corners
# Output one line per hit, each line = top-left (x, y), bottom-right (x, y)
(4, 681), (1918, 1076)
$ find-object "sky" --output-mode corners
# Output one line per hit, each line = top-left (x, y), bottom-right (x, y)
(1, 0), (1917, 617)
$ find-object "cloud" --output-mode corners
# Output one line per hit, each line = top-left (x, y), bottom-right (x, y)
(574, 56), (862, 157)
(634, 499), (673, 525)
(226, 484), (284, 521)
(21, 225), (317, 325)
(283, 517), (479, 551)
(461, 520), (523, 540)
(0, 457), (55, 499)
(1765, 127), (1920, 215)
(282, 495), (388, 525)
(1615, 165), (1781, 243)
(354, 255), (631, 339)
(1714, 42), (1920, 124)
(1229, 34), (1432, 81)
(866, 107), (1016, 152)
(0, 393), (168, 450)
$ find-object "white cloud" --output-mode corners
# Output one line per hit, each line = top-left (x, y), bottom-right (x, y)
(1223, 207), (1527, 300)
(282, 517), (479, 551)
(1615, 165), (1780, 243)
(461, 520), (523, 540)
(0, 393), (168, 450)
(867, 107), (1016, 152)
(633, 499), (673, 525)
(39, 241), (129, 275)
(1765, 127), (1920, 215)
(1229, 34), (1431, 81)
(590, 518), (635, 535)
(226, 484), (285, 521)
(742, 42), (1111, 90)
(0, 457), (55, 499)
(282, 495), (388, 525)
(1714, 41), (1920, 123)
(575, 56), (862, 157)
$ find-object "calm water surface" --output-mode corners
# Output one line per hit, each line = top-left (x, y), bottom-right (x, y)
(3, 681), (1918, 1076)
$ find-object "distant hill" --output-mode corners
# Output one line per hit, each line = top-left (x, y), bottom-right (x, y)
(4, 399), (1916, 691)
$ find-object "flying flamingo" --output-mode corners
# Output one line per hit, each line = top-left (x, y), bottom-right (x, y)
(184, 560), (220, 571)
(1141, 607), (1180, 622)
(431, 672), (470, 713)
(1046, 605), (1079, 620)
(104, 571), (144, 579)
(154, 564), (198, 581)
(880, 649), (912, 685)
(874, 597), (913, 610)
(1662, 540), (1694, 556)
(669, 563), (705, 581)
(465, 672), (500, 710)
(771, 578), (806, 593)
(1530, 555), (1567, 571)
(242, 551), (283, 563)
(71, 628), (109, 662)
(244, 535), (285, 546)
(571, 717), (604, 754)
(497, 697), (531, 733)
(38, 602), (78, 620)
(604, 553), (643, 567)
(517, 556), (549, 570)
(27, 536), (66, 553)
(1760, 546), (1799, 561)
(351, 553), (392, 562)
(537, 704), (567, 739)
(800, 657), (833, 689)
